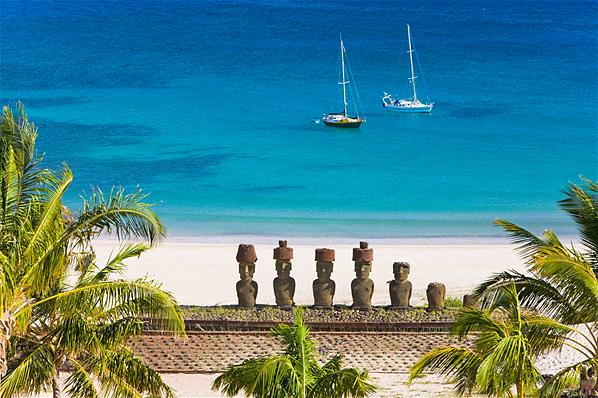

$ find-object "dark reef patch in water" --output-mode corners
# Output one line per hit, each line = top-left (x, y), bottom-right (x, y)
(0, 96), (89, 108)
(244, 184), (305, 193)
(35, 119), (155, 148)
(447, 104), (509, 119)
(160, 146), (230, 156)
(0, 60), (169, 90)
(74, 152), (235, 187)
(29, 119), (235, 194)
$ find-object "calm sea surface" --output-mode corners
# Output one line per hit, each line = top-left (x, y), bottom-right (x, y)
(1, 0), (597, 239)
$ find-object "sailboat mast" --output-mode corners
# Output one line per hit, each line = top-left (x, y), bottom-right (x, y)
(340, 34), (348, 117)
(407, 24), (417, 101)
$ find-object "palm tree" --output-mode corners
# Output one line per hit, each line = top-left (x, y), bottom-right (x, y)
(1, 241), (184, 398)
(212, 308), (376, 398)
(0, 103), (185, 396)
(475, 178), (598, 396)
(1, 103), (55, 378)
(408, 283), (572, 398)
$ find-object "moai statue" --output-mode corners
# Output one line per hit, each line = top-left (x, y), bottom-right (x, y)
(389, 262), (412, 309)
(313, 248), (336, 308)
(462, 294), (479, 308)
(236, 244), (258, 308)
(273, 240), (295, 309)
(351, 241), (374, 310)
(426, 282), (446, 311)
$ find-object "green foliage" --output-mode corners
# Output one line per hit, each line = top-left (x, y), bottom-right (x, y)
(409, 283), (567, 398)
(180, 305), (459, 323)
(444, 296), (463, 309)
(472, 177), (598, 397)
(0, 103), (184, 396)
(212, 308), (377, 398)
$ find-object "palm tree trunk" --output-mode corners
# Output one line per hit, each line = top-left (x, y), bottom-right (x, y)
(0, 336), (7, 382)
(0, 312), (15, 380)
(516, 380), (524, 398)
(52, 355), (66, 398)
(52, 372), (61, 398)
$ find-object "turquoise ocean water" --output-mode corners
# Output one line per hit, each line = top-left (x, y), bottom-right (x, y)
(1, 0), (597, 239)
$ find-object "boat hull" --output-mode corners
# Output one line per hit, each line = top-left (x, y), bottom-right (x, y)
(383, 104), (433, 113)
(382, 94), (433, 113)
(322, 113), (364, 128)
(322, 120), (363, 128)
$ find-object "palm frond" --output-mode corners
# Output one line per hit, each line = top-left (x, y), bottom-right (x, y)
(29, 279), (185, 336)
(94, 317), (144, 349)
(476, 334), (541, 396)
(1, 103), (53, 246)
(83, 242), (150, 285)
(408, 347), (481, 396)
(494, 219), (549, 262)
(539, 358), (598, 398)
(474, 270), (581, 323)
(452, 307), (504, 340)
(271, 308), (318, 374)
(72, 187), (165, 246)
(22, 165), (72, 262)
(63, 357), (100, 398)
(25, 187), (165, 285)
(91, 349), (175, 398)
(49, 313), (144, 355)
(212, 355), (295, 398)
(0, 344), (54, 398)
(559, 179), (598, 271)
(309, 367), (376, 398)
(319, 355), (343, 375)
(214, 306), (375, 398)
(51, 317), (103, 356)
(520, 315), (574, 355)
(532, 251), (598, 323)
(0, 104), (177, 397)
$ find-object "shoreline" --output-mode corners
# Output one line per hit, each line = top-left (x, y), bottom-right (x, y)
(97, 233), (581, 245)
(151, 234), (518, 245)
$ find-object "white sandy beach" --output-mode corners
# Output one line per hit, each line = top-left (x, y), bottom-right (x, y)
(93, 239), (527, 307)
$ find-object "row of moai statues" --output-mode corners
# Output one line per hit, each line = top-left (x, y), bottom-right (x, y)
(236, 241), (474, 310)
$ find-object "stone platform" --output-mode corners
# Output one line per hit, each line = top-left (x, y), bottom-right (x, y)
(130, 331), (467, 373)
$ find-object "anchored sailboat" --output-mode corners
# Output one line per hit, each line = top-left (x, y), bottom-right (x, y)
(322, 35), (365, 128)
(382, 24), (433, 113)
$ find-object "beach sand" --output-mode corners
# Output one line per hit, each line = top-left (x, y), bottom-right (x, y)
(33, 373), (463, 397)
(93, 239), (526, 307)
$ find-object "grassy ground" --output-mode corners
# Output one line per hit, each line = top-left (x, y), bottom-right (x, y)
(180, 305), (460, 323)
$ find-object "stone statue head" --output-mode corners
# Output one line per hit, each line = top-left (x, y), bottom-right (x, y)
(393, 262), (410, 282)
(239, 263), (255, 282)
(275, 261), (292, 278)
(426, 282), (446, 310)
(315, 248), (335, 282)
(316, 262), (333, 281)
(355, 263), (371, 280)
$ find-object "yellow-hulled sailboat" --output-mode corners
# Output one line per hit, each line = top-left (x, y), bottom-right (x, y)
(322, 35), (365, 128)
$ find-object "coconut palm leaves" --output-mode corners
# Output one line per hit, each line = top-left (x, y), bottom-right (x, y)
(473, 177), (598, 397)
(0, 103), (184, 396)
(0, 103), (53, 379)
(476, 223), (598, 325)
(1, 244), (183, 398)
(212, 308), (376, 398)
(408, 283), (571, 398)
